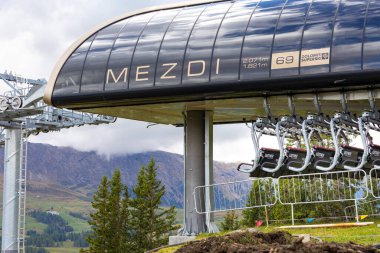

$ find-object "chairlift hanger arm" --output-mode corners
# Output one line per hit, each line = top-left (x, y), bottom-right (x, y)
(238, 119), (264, 173)
(343, 116), (369, 170)
(261, 119), (286, 173)
(287, 116), (314, 172)
(315, 115), (341, 171)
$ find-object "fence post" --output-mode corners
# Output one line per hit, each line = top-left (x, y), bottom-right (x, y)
(264, 206), (269, 228)
(291, 204), (295, 226)
(354, 199), (359, 223)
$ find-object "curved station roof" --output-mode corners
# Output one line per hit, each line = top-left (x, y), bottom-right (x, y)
(44, 0), (380, 124)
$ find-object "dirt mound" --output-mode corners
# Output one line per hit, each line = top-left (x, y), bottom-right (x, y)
(175, 230), (379, 253)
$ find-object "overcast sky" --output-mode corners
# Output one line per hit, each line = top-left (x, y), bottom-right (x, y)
(0, 0), (259, 162)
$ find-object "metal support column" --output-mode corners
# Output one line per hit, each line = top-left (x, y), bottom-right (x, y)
(2, 128), (21, 253)
(183, 111), (216, 235)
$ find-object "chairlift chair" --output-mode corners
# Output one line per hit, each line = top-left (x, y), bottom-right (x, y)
(237, 117), (283, 177)
(285, 115), (317, 173)
(237, 117), (289, 178)
(239, 114), (321, 177)
(355, 110), (380, 170)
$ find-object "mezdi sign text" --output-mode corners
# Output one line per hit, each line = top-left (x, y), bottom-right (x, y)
(106, 59), (221, 84)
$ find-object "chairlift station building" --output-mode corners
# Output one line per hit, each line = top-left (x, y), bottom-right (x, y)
(44, 0), (380, 234)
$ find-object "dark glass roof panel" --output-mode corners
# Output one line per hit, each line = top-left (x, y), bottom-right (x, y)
(80, 20), (127, 93)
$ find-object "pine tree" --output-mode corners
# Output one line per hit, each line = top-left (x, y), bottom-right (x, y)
(220, 211), (240, 231)
(87, 176), (110, 252)
(108, 170), (124, 253)
(86, 170), (133, 253)
(129, 158), (176, 252)
(120, 184), (133, 251)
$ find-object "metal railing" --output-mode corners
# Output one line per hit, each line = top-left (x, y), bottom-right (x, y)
(193, 177), (277, 214)
(370, 168), (380, 198)
(277, 170), (368, 205)
(194, 169), (373, 218)
(344, 199), (380, 222)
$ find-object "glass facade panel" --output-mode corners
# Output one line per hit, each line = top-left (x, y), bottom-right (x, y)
(53, 35), (95, 96)
(155, 5), (206, 86)
(307, 0), (339, 23)
(331, 18), (364, 72)
(300, 22), (333, 74)
(336, 0), (368, 20)
(105, 12), (156, 91)
(363, 16), (380, 70)
(271, 1), (311, 77)
(129, 9), (180, 89)
(80, 20), (127, 93)
(367, 0), (380, 17)
(182, 2), (233, 85)
(211, 0), (259, 82)
(240, 1), (286, 80)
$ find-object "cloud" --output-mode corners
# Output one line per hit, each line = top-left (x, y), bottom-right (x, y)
(29, 120), (273, 163)
(29, 119), (183, 158)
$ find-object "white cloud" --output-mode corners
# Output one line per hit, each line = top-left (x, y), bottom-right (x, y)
(29, 119), (184, 158)
(0, 0), (257, 163)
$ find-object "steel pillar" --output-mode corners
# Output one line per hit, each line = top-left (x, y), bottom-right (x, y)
(2, 129), (21, 253)
(183, 111), (217, 235)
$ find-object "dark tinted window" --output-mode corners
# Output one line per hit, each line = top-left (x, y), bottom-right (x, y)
(271, 1), (311, 77)
(240, 1), (286, 80)
(53, 35), (95, 96)
(363, 16), (380, 70)
(80, 21), (127, 93)
(211, 0), (260, 83)
(105, 12), (156, 91)
(182, 2), (233, 85)
(331, 18), (365, 72)
(155, 5), (207, 86)
(129, 9), (181, 89)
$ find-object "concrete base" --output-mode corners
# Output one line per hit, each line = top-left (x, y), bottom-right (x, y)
(169, 236), (196, 245)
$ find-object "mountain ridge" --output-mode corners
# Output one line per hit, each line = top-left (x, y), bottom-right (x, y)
(0, 143), (246, 207)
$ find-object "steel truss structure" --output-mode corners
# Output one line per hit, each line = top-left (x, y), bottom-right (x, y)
(0, 72), (116, 253)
